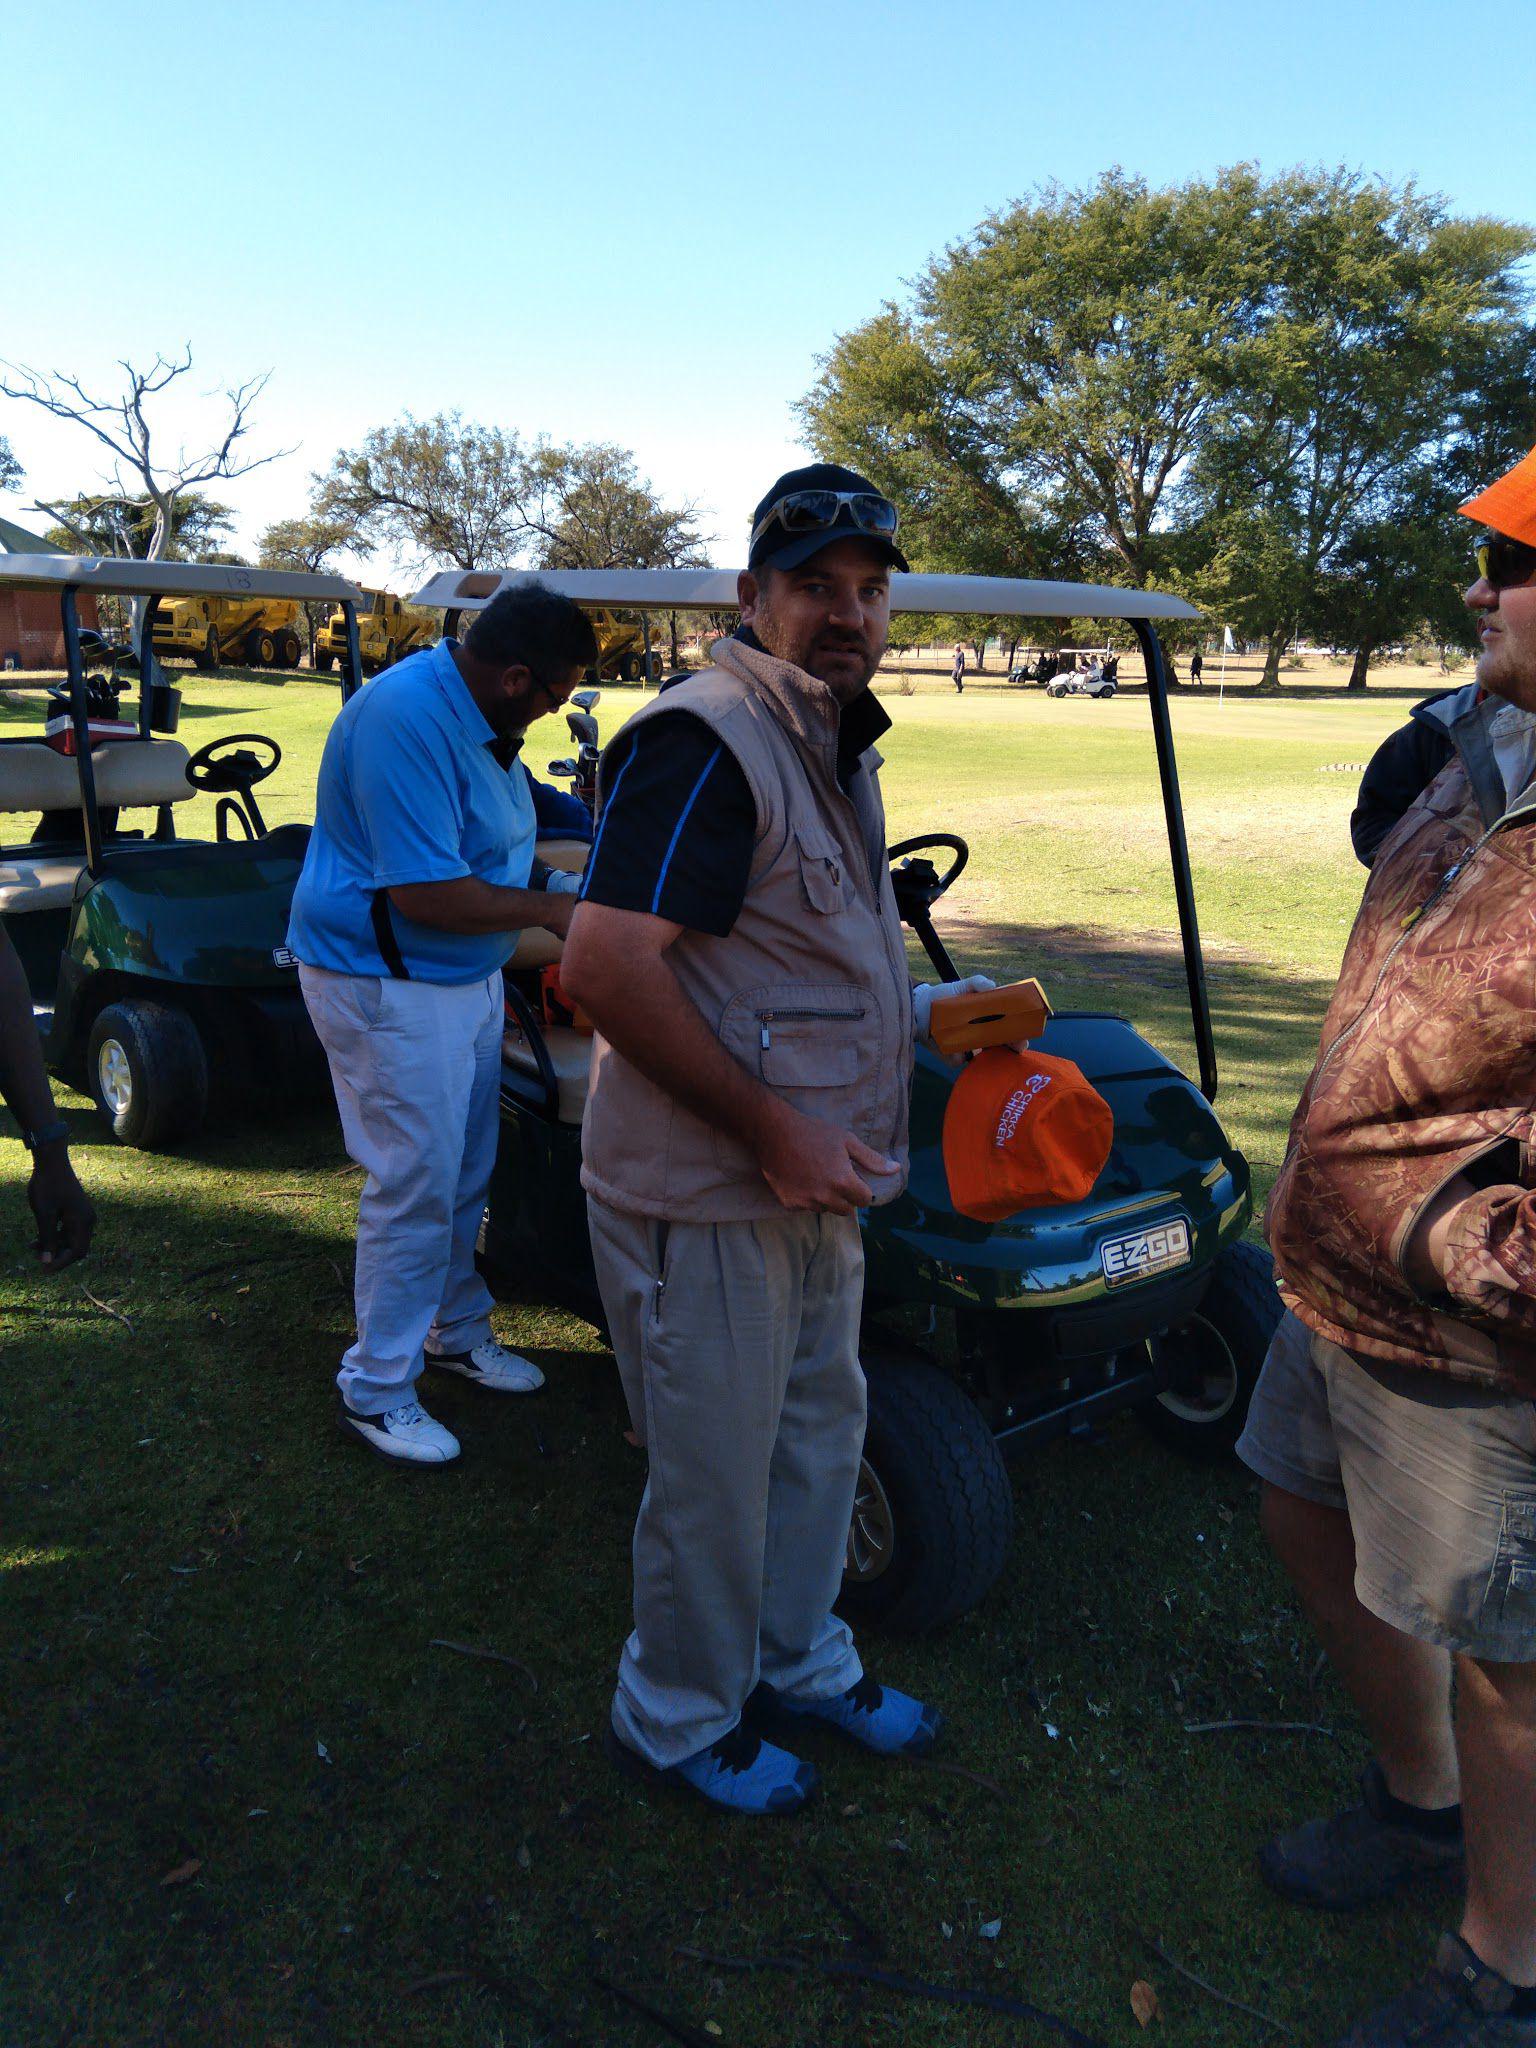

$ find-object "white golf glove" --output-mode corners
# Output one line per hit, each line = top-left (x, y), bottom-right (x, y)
(912, 974), (996, 1050)
(543, 869), (584, 897)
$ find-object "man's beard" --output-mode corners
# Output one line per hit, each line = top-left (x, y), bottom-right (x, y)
(756, 606), (884, 697)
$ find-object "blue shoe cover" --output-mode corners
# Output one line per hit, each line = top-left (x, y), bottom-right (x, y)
(753, 1673), (942, 1757)
(606, 1721), (816, 1815)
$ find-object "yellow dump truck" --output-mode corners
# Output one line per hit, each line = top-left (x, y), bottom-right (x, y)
(587, 607), (659, 682)
(151, 596), (304, 671)
(314, 588), (436, 675)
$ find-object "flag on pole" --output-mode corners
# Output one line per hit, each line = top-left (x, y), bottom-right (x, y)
(1222, 625), (1235, 653)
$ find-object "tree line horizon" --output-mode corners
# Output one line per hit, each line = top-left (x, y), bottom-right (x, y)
(5, 164), (1533, 691)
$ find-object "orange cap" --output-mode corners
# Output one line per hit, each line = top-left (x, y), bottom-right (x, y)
(942, 1047), (1113, 1223)
(1459, 444), (1536, 548)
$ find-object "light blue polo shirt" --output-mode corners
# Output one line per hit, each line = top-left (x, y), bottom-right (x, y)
(288, 640), (537, 985)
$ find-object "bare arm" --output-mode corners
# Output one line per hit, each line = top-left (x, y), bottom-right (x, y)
(388, 876), (574, 938)
(0, 926), (95, 1271)
(561, 901), (894, 1215)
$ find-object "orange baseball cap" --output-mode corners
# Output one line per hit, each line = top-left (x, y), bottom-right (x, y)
(942, 1047), (1113, 1223)
(1459, 444), (1536, 548)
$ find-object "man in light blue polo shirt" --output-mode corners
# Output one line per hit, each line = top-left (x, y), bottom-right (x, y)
(290, 584), (598, 1467)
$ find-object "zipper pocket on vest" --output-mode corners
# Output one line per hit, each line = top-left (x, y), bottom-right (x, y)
(757, 1004), (867, 1049)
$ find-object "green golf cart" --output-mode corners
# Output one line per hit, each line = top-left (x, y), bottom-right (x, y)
(0, 556), (365, 1148)
(414, 566), (1280, 1634)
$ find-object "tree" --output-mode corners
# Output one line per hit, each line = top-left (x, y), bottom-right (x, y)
(315, 413), (531, 570)
(41, 490), (240, 562)
(1186, 170), (1535, 689)
(0, 347), (288, 562)
(523, 443), (710, 571)
(800, 168), (1277, 588)
(0, 436), (19, 496)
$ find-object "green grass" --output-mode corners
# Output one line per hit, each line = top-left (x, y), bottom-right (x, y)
(1, 669), (1451, 2047)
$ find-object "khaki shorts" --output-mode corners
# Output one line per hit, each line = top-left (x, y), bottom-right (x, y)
(1237, 1309), (1536, 1661)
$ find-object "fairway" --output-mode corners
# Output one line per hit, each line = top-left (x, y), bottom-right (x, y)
(1, 669), (1450, 2048)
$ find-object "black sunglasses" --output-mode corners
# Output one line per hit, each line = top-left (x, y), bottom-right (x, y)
(1475, 532), (1536, 592)
(750, 488), (900, 550)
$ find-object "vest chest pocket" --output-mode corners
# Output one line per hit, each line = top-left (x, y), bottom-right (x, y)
(795, 826), (850, 914)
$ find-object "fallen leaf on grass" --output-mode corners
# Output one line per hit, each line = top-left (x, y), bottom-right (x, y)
(979, 1917), (1002, 1940)
(316, 1740), (332, 1764)
(704, 2027), (722, 2040)
(159, 1858), (202, 1888)
(1131, 1979), (1159, 2026)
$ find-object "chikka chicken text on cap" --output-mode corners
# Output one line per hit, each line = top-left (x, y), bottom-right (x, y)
(942, 1047), (1113, 1223)
(1459, 443), (1536, 549)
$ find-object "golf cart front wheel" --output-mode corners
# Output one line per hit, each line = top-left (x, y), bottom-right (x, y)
(87, 1000), (209, 1150)
(839, 1351), (1014, 1635)
(1137, 1239), (1280, 1460)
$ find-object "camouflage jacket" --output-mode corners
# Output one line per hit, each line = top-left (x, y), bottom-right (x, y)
(1266, 724), (1536, 1395)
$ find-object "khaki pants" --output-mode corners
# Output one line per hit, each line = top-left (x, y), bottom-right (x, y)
(589, 1196), (867, 1768)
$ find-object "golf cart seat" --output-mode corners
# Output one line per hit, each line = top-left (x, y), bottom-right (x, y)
(513, 836), (588, 969)
(0, 739), (195, 914)
(505, 1023), (595, 1124)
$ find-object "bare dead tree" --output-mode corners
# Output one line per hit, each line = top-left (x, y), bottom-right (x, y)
(0, 347), (292, 563)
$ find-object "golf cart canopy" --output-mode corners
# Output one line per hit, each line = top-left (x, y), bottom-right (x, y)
(411, 566), (1199, 622)
(0, 554), (363, 605)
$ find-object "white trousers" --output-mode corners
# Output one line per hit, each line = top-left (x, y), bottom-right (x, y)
(299, 964), (502, 1416)
(589, 1197), (867, 1768)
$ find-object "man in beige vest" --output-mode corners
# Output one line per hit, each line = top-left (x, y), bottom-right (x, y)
(563, 465), (989, 1815)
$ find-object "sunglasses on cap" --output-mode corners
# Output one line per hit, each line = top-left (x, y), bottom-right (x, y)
(749, 488), (901, 552)
(1475, 532), (1536, 592)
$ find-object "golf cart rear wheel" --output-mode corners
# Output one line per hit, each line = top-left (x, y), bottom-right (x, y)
(839, 1352), (1014, 1635)
(1137, 1239), (1280, 1461)
(87, 1000), (209, 1151)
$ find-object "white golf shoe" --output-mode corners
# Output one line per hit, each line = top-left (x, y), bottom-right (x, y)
(424, 1338), (545, 1394)
(337, 1397), (461, 1465)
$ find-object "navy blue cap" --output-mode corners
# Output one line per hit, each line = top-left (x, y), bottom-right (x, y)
(748, 463), (910, 575)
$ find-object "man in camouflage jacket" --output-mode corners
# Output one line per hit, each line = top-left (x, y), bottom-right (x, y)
(1240, 445), (1536, 2047)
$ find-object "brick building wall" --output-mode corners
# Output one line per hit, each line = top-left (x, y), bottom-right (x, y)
(0, 588), (103, 669)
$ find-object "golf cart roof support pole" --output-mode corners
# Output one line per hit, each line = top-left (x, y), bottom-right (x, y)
(137, 596), (162, 740)
(60, 586), (105, 878)
(1133, 618), (1218, 1103)
(340, 602), (363, 704)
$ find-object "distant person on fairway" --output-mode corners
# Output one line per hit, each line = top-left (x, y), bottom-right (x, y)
(288, 587), (595, 1467)
(563, 463), (990, 1816)
(1245, 443), (1536, 2047)
(1189, 648), (1204, 685)
(952, 643), (966, 691)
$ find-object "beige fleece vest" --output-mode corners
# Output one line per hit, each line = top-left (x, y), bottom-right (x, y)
(580, 637), (913, 1222)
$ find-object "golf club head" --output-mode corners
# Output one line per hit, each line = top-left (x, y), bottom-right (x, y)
(547, 757), (578, 779)
(566, 711), (599, 746)
(572, 689), (600, 712)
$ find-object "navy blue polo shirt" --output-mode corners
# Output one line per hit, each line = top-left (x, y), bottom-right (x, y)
(288, 640), (537, 984)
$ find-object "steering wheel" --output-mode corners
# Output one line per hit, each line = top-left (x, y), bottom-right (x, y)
(185, 733), (281, 794)
(888, 833), (969, 902)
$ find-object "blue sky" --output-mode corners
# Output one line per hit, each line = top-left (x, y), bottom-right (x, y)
(2, 0), (1531, 583)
